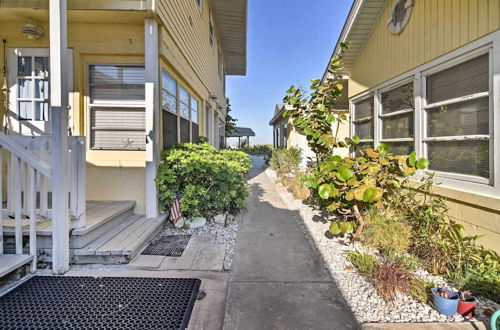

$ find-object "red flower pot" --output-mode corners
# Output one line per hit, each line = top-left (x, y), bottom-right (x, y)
(457, 299), (476, 318)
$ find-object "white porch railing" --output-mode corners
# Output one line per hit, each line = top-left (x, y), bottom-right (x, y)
(0, 133), (86, 273)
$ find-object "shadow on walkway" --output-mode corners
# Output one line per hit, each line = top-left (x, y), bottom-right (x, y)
(224, 159), (360, 330)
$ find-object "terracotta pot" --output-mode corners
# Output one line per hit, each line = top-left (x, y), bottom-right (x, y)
(457, 298), (476, 318)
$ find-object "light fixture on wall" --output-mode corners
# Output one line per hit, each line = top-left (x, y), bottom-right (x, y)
(19, 20), (44, 40)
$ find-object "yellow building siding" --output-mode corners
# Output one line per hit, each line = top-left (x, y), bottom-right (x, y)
(344, 0), (500, 252)
(349, 0), (500, 97)
(156, 0), (226, 112)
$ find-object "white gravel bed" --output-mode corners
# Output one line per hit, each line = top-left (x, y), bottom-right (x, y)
(160, 220), (239, 271)
(265, 168), (499, 324)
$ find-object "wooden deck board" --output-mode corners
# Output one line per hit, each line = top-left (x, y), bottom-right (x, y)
(0, 254), (33, 277)
(73, 214), (143, 256)
(72, 201), (135, 236)
(95, 215), (148, 256)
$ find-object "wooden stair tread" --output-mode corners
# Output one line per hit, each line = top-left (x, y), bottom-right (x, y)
(73, 214), (143, 256)
(0, 254), (33, 278)
(93, 215), (164, 256)
(72, 201), (136, 236)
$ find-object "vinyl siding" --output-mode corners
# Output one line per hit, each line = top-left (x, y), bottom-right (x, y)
(349, 0), (500, 96)
(156, 0), (226, 115)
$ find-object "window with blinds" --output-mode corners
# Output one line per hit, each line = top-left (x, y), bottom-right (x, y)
(380, 82), (414, 155)
(352, 96), (374, 155)
(89, 65), (145, 150)
(424, 53), (490, 179)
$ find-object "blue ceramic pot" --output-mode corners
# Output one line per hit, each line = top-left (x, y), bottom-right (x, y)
(432, 288), (459, 316)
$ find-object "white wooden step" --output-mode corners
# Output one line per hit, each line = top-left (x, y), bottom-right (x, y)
(0, 254), (33, 278)
(73, 214), (166, 264)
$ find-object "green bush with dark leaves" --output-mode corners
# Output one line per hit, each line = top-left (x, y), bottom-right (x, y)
(156, 143), (251, 219)
(239, 144), (273, 156)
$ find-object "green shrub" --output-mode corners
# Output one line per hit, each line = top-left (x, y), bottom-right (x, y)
(371, 260), (412, 301)
(389, 176), (500, 303)
(409, 278), (435, 303)
(269, 147), (302, 178)
(240, 144), (273, 156)
(156, 143), (251, 219)
(347, 250), (379, 274)
(362, 210), (412, 254)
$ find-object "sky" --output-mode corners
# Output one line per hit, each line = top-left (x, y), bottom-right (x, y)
(226, 0), (354, 145)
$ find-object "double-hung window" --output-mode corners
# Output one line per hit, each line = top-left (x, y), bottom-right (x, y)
(352, 96), (374, 154)
(161, 70), (200, 148)
(88, 65), (145, 151)
(379, 82), (414, 155)
(191, 96), (199, 141)
(423, 53), (490, 181)
(162, 72), (178, 147)
(218, 119), (225, 149)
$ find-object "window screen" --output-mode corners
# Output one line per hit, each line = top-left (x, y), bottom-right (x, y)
(425, 53), (490, 179)
(89, 65), (145, 150)
(180, 117), (190, 143)
(353, 97), (374, 141)
(426, 54), (489, 104)
(162, 110), (178, 148)
(380, 82), (414, 154)
(89, 65), (145, 103)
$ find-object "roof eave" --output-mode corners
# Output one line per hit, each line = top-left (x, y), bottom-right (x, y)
(211, 0), (248, 76)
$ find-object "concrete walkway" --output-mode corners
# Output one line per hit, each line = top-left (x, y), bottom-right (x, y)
(224, 156), (359, 330)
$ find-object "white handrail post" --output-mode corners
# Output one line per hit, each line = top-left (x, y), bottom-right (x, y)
(145, 18), (159, 219)
(50, 0), (70, 274)
(29, 167), (37, 272)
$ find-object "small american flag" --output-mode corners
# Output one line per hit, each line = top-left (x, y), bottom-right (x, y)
(170, 191), (182, 221)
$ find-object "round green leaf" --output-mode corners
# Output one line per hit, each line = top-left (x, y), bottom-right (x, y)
(329, 222), (341, 235)
(416, 158), (429, 169)
(318, 184), (334, 199)
(408, 151), (417, 167)
(339, 166), (354, 181)
(362, 188), (375, 202)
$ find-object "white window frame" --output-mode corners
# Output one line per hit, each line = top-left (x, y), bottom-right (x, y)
(86, 63), (146, 151)
(160, 69), (200, 145)
(348, 30), (500, 196)
(350, 93), (375, 146)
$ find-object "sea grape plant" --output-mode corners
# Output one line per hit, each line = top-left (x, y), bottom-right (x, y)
(282, 43), (428, 239)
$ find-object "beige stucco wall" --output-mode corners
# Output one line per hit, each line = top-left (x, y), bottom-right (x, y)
(345, 0), (500, 252)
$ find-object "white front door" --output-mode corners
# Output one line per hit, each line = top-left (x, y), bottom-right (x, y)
(8, 48), (73, 135)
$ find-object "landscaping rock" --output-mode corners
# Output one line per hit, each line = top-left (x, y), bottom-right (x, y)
(161, 219), (239, 270)
(265, 168), (500, 324)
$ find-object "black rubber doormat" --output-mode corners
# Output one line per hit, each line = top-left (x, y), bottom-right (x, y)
(142, 235), (192, 256)
(0, 276), (201, 330)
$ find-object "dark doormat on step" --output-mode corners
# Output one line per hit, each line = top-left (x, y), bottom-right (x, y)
(0, 276), (201, 330)
(142, 235), (192, 256)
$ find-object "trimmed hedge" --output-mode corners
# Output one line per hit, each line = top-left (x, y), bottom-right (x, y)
(156, 143), (251, 219)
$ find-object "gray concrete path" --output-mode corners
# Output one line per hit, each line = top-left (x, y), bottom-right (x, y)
(224, 156), (359, 330)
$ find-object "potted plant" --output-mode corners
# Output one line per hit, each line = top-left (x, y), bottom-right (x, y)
(432, 287), (459, 316)
(457, 290), (476, 318)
